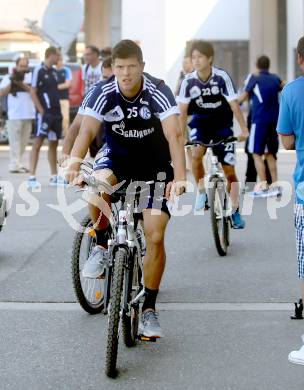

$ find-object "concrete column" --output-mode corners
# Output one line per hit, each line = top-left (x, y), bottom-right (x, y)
(249, 0), (278, 73)
(84, 0), (121, 48)
(84, 0), (111, 48)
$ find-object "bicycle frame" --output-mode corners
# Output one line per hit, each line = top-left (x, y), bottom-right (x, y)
(205, 147), (225, 181)
(103, 191), (145, 315)
(78, 161), (146, 316)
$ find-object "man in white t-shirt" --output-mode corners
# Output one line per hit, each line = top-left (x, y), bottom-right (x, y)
(0, 57), (35, 173)
(82, 45), (102, 96)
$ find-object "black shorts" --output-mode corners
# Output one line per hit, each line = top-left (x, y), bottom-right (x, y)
(248, 121), (279, 155)
(35, 111), (62, 140)
(189, 127), (236, 166)
(93, 144), (173, 217)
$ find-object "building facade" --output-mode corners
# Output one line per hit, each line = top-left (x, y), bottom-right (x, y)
(0, 0), (303, 90)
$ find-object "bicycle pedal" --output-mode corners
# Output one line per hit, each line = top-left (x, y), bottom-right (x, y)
(137, 335), (157, 342)
(291, 299), (304, 320)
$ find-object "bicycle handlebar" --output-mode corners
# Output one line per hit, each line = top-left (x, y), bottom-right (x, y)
(185, 136), (238, 148)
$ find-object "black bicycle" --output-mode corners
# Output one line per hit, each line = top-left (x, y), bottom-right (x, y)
(71, 161), (152, 378)
(186, 136), (238, 256)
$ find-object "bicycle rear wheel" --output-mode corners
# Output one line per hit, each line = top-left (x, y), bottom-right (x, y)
(105, 248), (126, 378)
(122, 249), (142, 347)
(209, 177), (229, 256)
(71, 215), (104, 314)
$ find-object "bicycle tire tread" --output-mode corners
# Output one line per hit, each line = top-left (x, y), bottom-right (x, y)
(71, 215), (104, 314)
(209, 178), (227, 256)
(105, 248), (126, 378)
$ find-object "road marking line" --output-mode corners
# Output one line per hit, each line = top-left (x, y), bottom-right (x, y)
(0, 302), (293, 311)
(0, 145), (63, 152)
(0, 146), (296, 154)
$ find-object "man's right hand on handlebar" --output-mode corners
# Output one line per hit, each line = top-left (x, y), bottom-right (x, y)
(65, 160), (84, 186)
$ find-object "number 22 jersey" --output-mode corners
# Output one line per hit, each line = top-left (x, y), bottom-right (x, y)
(177, 67), (238, 131)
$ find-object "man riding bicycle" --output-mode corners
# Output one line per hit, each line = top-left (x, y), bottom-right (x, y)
(178, 40), (248, 228)
(65, 40), (186, 339)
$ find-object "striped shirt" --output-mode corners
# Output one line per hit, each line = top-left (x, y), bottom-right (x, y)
(84, 73), (179, 167)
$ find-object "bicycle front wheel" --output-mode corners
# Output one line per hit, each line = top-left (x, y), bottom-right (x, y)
(105, 248), (126, 378)
(209, 177), (228, 256)
(71, 215), (104, 314)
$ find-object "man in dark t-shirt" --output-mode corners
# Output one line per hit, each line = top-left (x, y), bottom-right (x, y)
(27, 46), (63, 188)
(239, 55), (284, 196)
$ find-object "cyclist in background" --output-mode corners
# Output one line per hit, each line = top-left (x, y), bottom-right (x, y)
(178, 40), (248, 228)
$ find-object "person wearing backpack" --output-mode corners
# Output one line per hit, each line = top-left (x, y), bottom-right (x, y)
(82, 45), (102, 96)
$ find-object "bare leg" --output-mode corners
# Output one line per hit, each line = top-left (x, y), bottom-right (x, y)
(222, 165), (240, 210)
(191, 146), (206, 191)
(88, 169), (117, 231)
(48, 140), (58, 175)
(185, 147), (193, 171)
(253, 153), (268, 189)
(29, 137), (44, 176)
(264, 153), (278, 184)
(142, 210), (169, 290)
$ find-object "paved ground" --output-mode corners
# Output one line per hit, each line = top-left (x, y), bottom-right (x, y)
(0, 146), (304, 390)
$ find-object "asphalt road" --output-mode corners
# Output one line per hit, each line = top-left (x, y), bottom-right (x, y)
(0, 146), (303, 390)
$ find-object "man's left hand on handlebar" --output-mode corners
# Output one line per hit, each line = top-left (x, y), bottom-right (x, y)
(64, 160), (84, 186)
(166, 180), (186, 200)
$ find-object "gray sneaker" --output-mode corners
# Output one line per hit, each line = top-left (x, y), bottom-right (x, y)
(138, 310), (164, 338)
(82, 246), (107, 278)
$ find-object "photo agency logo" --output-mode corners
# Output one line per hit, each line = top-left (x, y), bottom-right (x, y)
(0, 175), (294, 231)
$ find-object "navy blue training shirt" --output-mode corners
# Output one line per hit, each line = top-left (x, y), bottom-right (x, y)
(177, 67), (238, 131)
(32, 63), (60, 111)
(85, 73), (179, 171)
(245, 70), (282, 123)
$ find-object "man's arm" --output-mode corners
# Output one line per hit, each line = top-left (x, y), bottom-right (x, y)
(30, 87), (44, 114)
(58, 113), (83, 167)
(0, 83), (11, 97)
(238, 91), (249, 105)
(58, 80), (72, 90)
(178, 102), (190, 143)
(65, 115), (101, 183)
(280, 134), (295, 150)
(276, 89), (294, 149)
(162, 114), (186, 183)
(62, 113), (83, 155)
(229, 100), (249, 140)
